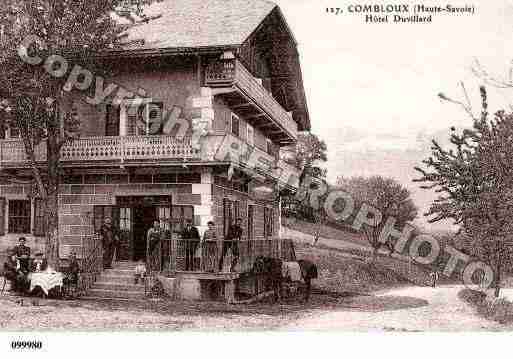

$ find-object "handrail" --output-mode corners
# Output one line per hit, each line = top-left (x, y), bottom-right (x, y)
(145, 237), (294, 275)
(78, 234), (103, 295)
(0, 135), (200, 164)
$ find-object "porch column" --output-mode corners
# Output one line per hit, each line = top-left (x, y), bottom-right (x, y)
(192, 169), (214, 237)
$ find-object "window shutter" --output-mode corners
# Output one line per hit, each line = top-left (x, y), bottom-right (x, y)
(264, 207), (268, 238)
(0, 197), (5, 236)
(112, 207), (120, 229)
(33, 198), (46, 237)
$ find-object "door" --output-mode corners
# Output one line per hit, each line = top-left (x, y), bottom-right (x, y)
(132, 206), (157, 261)
(117, 207), (132, 260)
(223, 199), (233, 238)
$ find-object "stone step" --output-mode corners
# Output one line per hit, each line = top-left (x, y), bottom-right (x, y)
(113, 261), (138, 269)
(87, 288), (145, 300)
(103, 269), (135, 277)
(80, 296), (148, 303)
(92, 282), (145, 292)
(97, 274), (137, 284)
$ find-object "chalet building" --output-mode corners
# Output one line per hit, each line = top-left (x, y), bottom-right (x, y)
(0, 0), (310, 301)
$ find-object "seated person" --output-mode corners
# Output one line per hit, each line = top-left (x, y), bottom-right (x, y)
(13, 237), (31, 274)
(63, 252), (80, 287)
(30, 252), (48, 273)
(3, 250), (29, 293)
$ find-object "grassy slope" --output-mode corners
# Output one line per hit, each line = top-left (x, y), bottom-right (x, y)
(459, 288), (513, 325)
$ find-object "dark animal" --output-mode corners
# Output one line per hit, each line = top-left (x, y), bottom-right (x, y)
(252, 256), (283, 302)
(297, 259), (318, 302)
(252, 256), (318, 303)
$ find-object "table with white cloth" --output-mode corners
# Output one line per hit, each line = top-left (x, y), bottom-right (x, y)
(28, 271), (65, 295)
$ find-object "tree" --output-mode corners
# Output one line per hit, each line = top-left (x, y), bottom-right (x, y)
(0, 0), (156, 267)
(337, 175), (418, 258)
(294, 132), (328, 179)
(415, 87), (513, 296)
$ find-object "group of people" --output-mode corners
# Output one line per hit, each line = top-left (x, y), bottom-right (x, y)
(148, 218), (244, 272)
(98, 216), (245, 274)
(3, 237), (79, 296)
(177, 218), (243, 272)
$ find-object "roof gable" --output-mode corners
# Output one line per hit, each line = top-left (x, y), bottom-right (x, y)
(120, 0), (277, 49)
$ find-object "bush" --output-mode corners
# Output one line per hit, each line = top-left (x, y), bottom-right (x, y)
(459, 288), (513, 324)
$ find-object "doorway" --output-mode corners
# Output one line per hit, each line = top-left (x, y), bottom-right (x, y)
(132, 206), (157, 261)
(114, 195), (172, 262)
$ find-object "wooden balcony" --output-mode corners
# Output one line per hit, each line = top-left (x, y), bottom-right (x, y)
(211, 133), (301, 189)
(205, 59), (298, 145)
(0, 136), (200, 167)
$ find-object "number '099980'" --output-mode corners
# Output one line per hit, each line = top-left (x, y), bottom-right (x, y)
(11, 341), (42, 350)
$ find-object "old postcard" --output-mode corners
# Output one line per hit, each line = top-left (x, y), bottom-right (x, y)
(0, 0), (511, 356)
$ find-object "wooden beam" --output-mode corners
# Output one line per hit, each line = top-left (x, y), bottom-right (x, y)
(232, 102), (252, 109)
(244, 113), (266, 121)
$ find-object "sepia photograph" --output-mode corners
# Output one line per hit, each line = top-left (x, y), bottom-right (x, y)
(0, 0), (512, 356)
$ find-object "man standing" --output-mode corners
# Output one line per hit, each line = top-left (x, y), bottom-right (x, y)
(181, 219), (200, 271)
(202, 221), (217, 272)
(13, 237), (31, 273)
(219, 218), (243, 272)
(100, 217), (119, 269)
(146, 220), (162, 269)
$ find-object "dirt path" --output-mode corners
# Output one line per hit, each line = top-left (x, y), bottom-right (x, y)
(281, 285), (503, 331)
(282, 227), (370, 252)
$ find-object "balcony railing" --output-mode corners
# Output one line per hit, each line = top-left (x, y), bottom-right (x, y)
(0, 136), (200, 165)
(205, 59), (298, 141)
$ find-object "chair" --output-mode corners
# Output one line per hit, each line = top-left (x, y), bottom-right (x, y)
(0, 275), (6, 295)
(60, 263), (80, 299)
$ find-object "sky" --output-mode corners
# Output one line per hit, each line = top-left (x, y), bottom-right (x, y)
(274, 0), (513, 230)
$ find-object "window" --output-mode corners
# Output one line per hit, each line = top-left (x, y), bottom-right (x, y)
(264, 207), (274, 238)
(8, 200), (31, 233)
(119, 207), (131, 231)
(157, 206), (171, 231)
(223, 199), (233, 238)
(33, 199), (46, 236)
(231, 114), (240, 137)
(266, 139), (274, 156)
(125, 101), (164, 136)
(105, 105), (121, 136)
(223, 199), (243, 238)
(247, 124), (254, 146)
(9, 124), (20, 138)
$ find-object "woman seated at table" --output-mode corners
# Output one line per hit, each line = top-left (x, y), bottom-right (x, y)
(3, 250), (29, 293)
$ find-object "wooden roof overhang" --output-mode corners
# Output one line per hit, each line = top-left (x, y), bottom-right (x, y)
(211, 85), (297, 146)
(237, 7), (311, 132)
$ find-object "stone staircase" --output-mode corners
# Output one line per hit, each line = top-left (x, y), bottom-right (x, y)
(86, 261), (146, 300)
